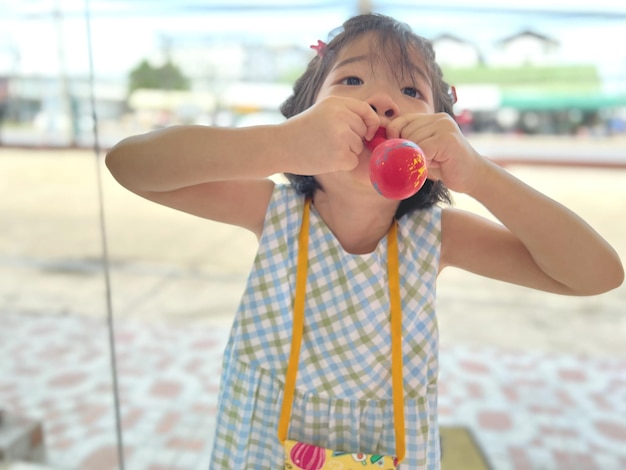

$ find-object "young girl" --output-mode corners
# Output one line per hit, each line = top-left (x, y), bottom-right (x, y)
(106, 13), (623, 469)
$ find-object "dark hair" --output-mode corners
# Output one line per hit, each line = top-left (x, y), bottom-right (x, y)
(280, 13), (453, 218)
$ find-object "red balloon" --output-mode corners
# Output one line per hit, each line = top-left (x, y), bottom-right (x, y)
(365, 126), (388, 152)
(369, 138), (427, 200)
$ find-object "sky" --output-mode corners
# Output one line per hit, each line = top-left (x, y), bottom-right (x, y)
(0, 0), (625, 91)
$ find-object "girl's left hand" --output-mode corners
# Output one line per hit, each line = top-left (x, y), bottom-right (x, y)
(386, 112), (485, 195)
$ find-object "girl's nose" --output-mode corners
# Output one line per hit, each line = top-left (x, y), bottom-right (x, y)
(368, 94), (399, 119)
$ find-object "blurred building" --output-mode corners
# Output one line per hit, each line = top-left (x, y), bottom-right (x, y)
(431, 34), (483, 67)
(1, 13), (625, 145)
(432, 30), (626, 135)
(493, 30), (560, 66)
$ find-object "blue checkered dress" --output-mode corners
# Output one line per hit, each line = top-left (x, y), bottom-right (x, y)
(210, 184), (442, 469)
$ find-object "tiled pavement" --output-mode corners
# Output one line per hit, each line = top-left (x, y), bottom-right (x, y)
(2, 311), (626, 470)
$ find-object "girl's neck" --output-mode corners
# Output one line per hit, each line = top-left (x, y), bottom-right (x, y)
(311, 189), (398, 255)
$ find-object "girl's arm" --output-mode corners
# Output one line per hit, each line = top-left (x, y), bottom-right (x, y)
(389, 113), (624, 295)
(440, 161), (624, 295)
(105, 97), (380, 237)
(106, 125), (285, 236)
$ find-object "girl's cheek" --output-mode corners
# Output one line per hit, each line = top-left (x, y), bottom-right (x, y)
(355, 153), (372, 178)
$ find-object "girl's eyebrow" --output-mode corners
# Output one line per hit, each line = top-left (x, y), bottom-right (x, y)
(331, 55), (368, 72)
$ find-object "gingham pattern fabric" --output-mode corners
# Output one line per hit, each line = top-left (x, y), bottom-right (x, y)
(210, 184), (441, 469)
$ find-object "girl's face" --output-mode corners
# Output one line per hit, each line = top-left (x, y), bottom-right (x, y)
(316, 32), (435, 124)
(315, 32), (435, 195)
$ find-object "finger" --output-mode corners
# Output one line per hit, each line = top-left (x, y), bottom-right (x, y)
(402, 123), (440, 153)
(347, 116), (367, 143)
(347, 133), (365, 159)
(346, 100), (380, 141)
(387, 114), (430, 140)
(385, 116), (406, 139)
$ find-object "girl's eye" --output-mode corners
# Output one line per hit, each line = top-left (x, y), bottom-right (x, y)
(402, 87), (421, 98)
(341, 76), (363, 86)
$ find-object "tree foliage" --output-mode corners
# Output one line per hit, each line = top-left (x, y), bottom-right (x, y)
(128, 59), (189, 94)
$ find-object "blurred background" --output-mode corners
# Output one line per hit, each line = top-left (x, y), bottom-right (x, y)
(0, 1), (625, 469)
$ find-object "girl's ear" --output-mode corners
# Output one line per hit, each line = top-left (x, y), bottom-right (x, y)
(449, 86), (457, 104)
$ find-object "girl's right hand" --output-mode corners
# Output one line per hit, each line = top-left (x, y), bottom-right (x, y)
(276, 96), (380, 175)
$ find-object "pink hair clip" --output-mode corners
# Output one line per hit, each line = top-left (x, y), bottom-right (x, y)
(310, 39), (327, 57)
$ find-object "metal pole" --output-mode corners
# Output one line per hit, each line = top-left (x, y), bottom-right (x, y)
(358, 0), (374, 14)
(53, 0), (77, 146)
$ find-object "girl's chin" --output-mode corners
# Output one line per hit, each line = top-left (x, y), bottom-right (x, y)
(319, 155), (380, 192)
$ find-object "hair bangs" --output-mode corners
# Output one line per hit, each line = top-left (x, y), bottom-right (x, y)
(367, 31), (432, 90)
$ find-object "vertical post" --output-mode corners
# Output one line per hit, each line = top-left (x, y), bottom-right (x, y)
(54, 0), (78, 146)
(357, 0), (374, 14)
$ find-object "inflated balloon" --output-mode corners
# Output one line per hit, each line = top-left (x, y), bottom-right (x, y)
(366, 127), (427, 200)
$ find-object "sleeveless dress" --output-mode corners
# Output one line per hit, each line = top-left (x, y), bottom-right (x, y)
(209, 184), (442, 469)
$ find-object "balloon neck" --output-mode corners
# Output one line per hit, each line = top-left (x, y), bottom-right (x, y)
(365, 126), (388, 152)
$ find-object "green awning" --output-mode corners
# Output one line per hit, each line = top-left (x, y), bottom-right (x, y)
(501, 91), (626, 110)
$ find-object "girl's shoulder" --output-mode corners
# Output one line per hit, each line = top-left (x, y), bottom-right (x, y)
(397, 205), (443, 257)
(401, 204), (443, 232)
(259, 183), (305, 239)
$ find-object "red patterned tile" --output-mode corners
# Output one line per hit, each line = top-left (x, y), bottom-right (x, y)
(508, 446), (533, 470)
(589, 392), (613, 411)
(46, 422), (68, 438)
(114, 331), (137, 343)
(203, 383), (220, 394)
(501, 385), (519, 403)
(13, 365), (43, 376)
(51, 437), (75, 451)
(594, 419), (626, 442)
(558, 368), (587, 382)
(0, 383), (17, 393)
(155, 411), (180, 434)
(76, 404), (108, 426)
(80, 445), (123, 470)
(555, 389), (576, 407)
(190, 338), (218, 350)
(466, 381), (485, 399)
(40, 345), (72, 359)
(477, 410), (513, 431)
(552, 450), (595, 469)
(184, 358), (204, 373)
(191, 403), (214, 414)
(166, 436), (205, 452)
(458, 360), (490, 374)
(149, 379), (182, 399)
(528, 405), (565, 416)
(121, 408), (144, 431)
(48, 372), (88, 388)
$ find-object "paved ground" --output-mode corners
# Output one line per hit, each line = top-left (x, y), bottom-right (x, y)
(3, 312), (626, 470)
(1, 137), (625, 469)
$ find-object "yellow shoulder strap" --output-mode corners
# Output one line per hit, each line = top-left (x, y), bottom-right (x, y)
(278, 199), (405, 463)
(277, 197), (310, 444)
(388, 219), (406, 462)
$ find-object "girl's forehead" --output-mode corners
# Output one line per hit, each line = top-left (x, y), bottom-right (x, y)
(333, 32), (430, 84)
(335, 34), (387, 63)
